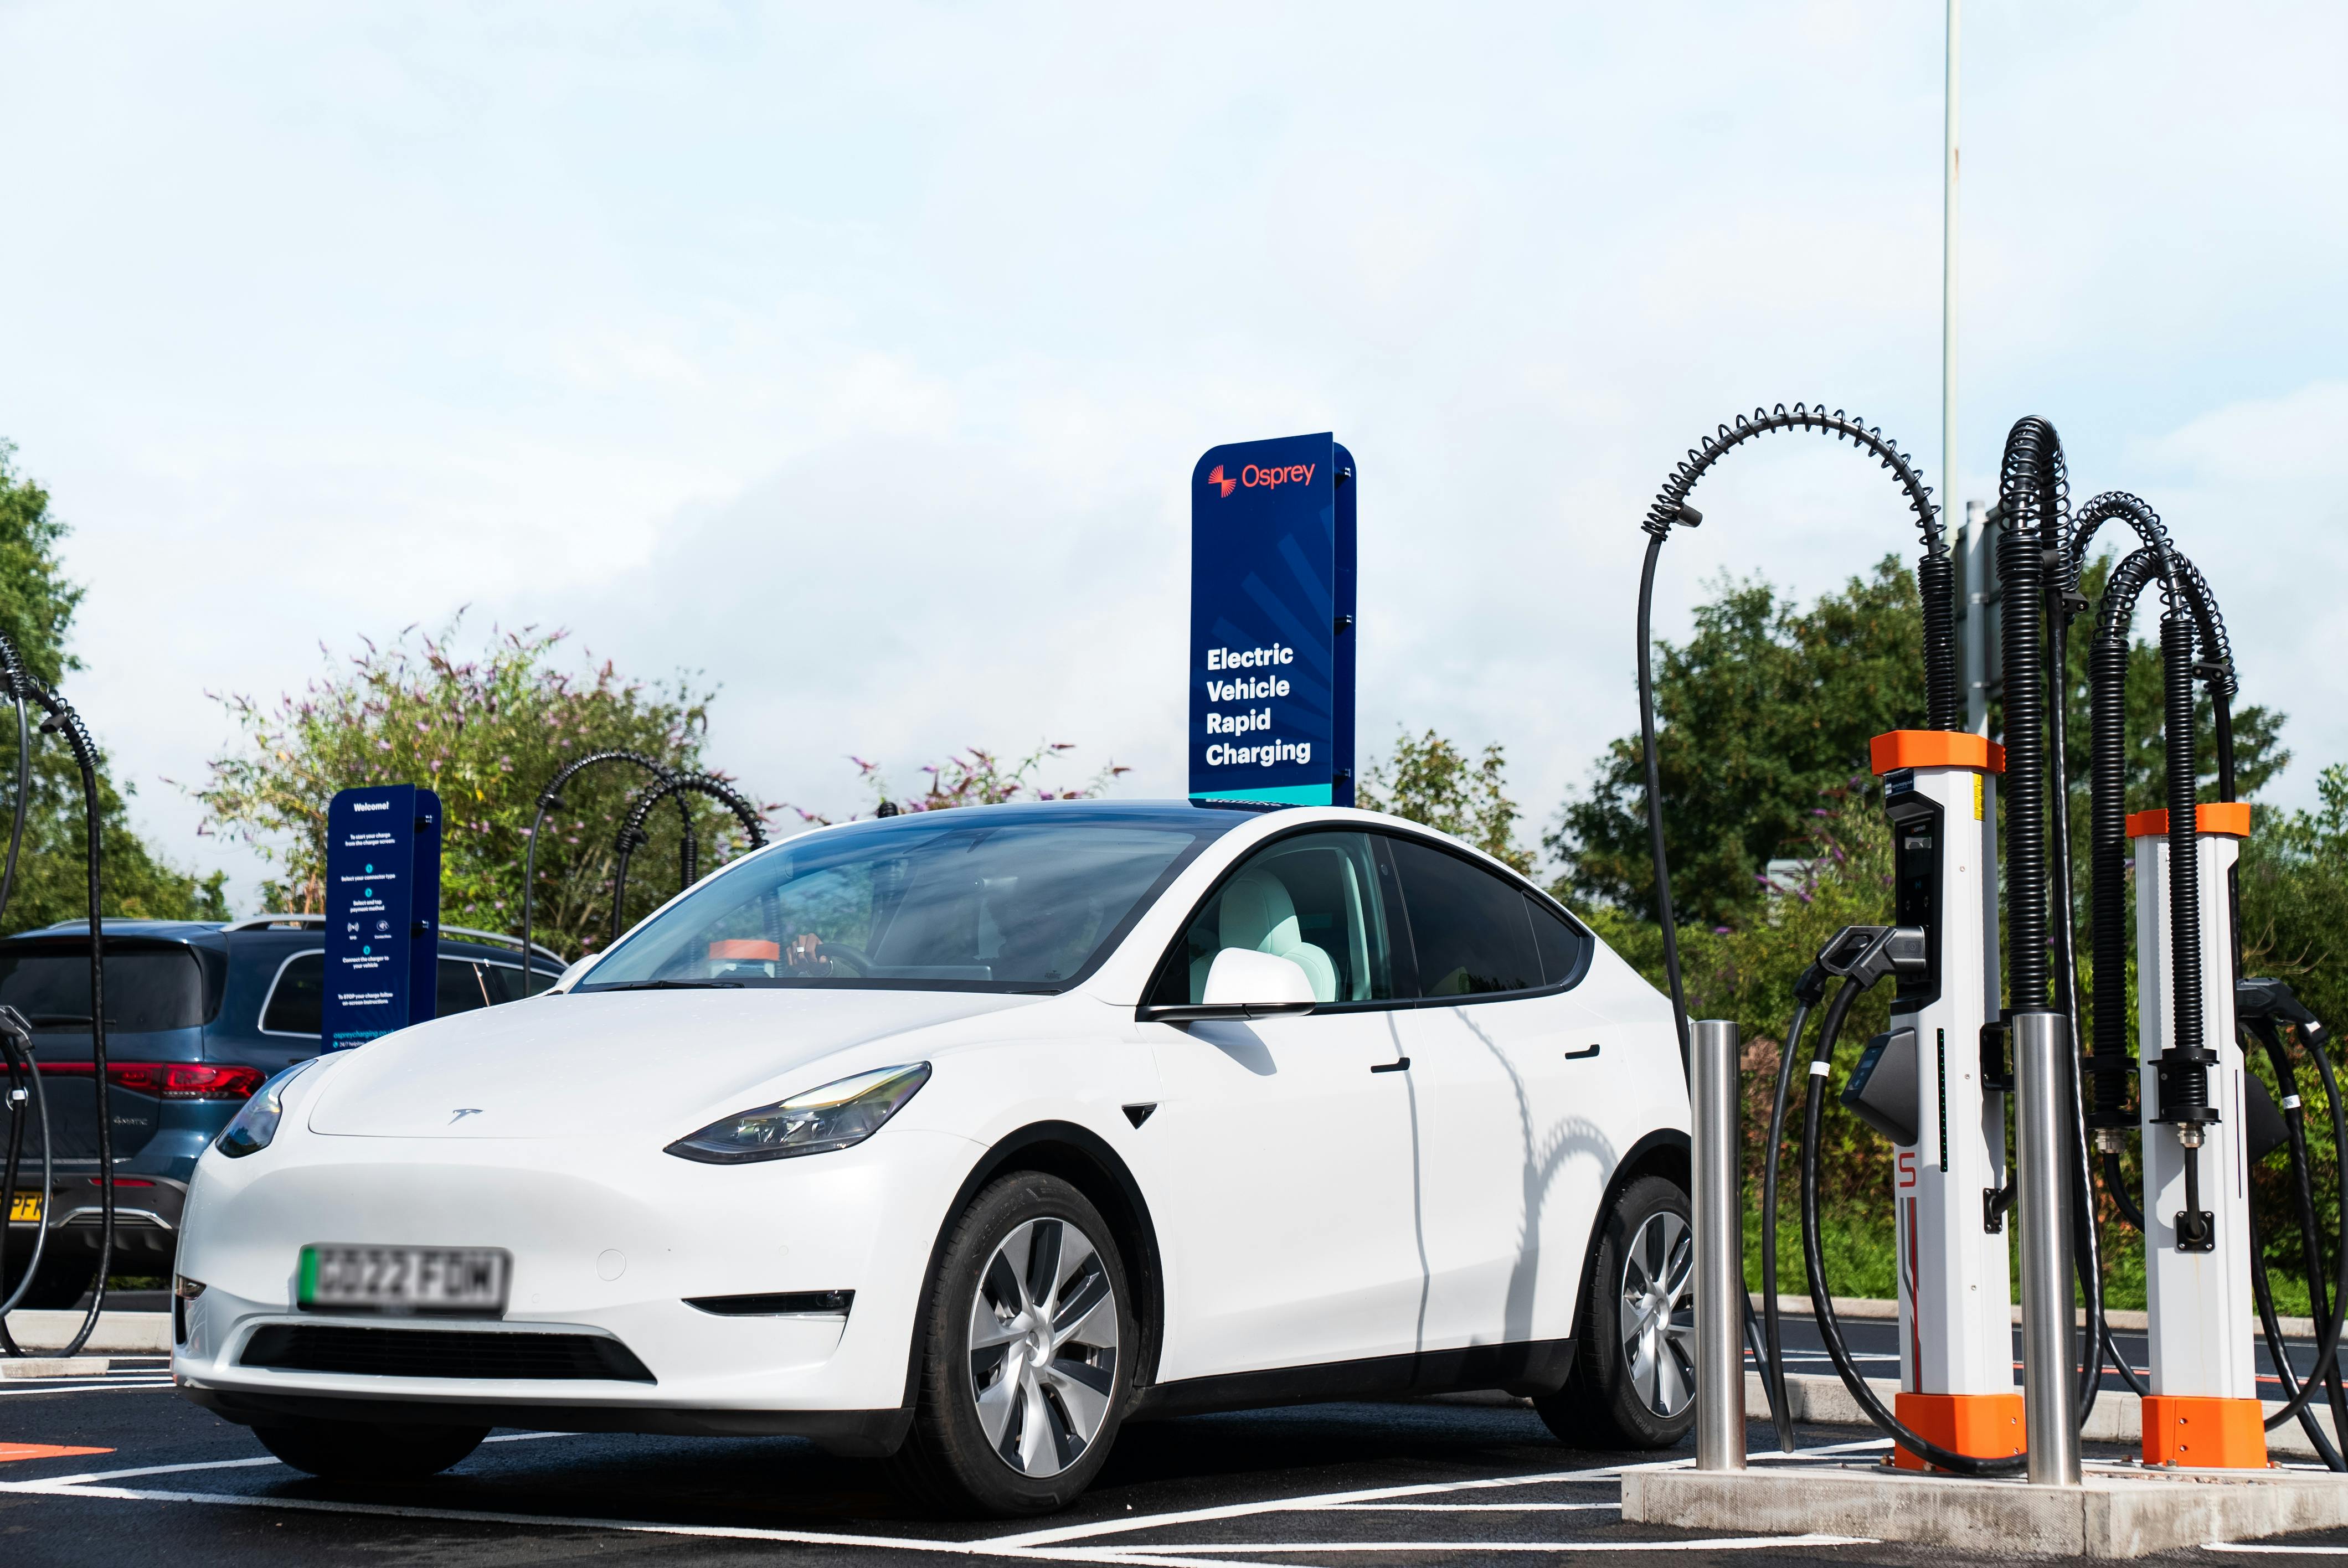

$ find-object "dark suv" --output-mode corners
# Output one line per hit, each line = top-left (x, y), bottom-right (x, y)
(0, 915), (564, 1306)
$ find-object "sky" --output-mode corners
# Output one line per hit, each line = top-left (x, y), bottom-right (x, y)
(2, 2), (2343, 912)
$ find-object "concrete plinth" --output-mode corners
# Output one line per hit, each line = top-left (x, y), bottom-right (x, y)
(1624, 1463), (2348, 1558)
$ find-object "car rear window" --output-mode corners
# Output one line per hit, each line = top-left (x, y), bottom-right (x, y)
(0, 942), (217, 1032)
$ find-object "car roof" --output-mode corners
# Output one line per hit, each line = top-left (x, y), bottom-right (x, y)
(0, 916), (559, 965)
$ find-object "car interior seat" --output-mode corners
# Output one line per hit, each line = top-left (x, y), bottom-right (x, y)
(1194, 868), (1338, 1002)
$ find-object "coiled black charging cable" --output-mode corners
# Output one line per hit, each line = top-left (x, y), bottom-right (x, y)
(0, 668), (112, 1359)
(609, 773), (768, 945)
(520, 750), (686, 996)
(1633, 404), (1954, 1446)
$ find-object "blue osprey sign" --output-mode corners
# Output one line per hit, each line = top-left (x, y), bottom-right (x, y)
(319, 783), (444, 1051)
(1188, 433), (1357, 807)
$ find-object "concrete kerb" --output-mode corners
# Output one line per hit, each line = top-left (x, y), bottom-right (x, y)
(1, 1311), (170, 1354)
(1624, 1463), (2348, 1559)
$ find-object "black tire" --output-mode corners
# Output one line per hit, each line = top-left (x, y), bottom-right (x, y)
(892, 1171), (1133, 1517)
(251, 1417), (489, 1480)
(1536, 1173), (1696, 1451)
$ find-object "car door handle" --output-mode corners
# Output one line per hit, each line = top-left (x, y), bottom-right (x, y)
(1369, 1056), (1410, 1074)
(1565, 1043), (1601, 1061)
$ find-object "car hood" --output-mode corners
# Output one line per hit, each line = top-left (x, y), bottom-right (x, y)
(303, 988), (1043, 1139)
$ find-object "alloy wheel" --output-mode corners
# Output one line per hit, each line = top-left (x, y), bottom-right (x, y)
(1618, 1209), (1696, 1419)
(967, 1216), (1120, 1477)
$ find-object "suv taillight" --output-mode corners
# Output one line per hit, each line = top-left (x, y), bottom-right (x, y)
(39, 1061), (266, 1100)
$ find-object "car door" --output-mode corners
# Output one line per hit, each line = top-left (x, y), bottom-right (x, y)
(1136, 829), (1424, 1382)
(1384, 833), (1614, 1354)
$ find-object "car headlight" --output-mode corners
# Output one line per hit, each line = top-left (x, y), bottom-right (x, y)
(666, 1062), (931, 1165)
(214, 1058), (322, 1159)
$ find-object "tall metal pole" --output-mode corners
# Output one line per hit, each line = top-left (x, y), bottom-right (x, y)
(1692, 1018), (1747, 1471)
(1943, 0), (1960, 543)
(2016, 1010), (2083, 1486)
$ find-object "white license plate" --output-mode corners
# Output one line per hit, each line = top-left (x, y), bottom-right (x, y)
(298, 1245), (511, 1316)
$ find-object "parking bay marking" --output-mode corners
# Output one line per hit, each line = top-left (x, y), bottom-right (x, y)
(0, 1439), (1882, 1562)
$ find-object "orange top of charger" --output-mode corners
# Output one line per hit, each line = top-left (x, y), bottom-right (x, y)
(2126, 803), (2252, 839)
(1870, 730), (2005, 776)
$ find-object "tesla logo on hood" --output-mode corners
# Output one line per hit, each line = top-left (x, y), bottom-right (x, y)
(448, 1108), (483, 1124)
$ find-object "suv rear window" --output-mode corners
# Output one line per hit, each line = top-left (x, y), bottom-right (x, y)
(0, 942), (216, 1032)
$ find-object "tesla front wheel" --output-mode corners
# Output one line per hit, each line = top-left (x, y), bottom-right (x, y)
(1536, 1173), (1696, 1451)
(895, 1171), (1131, 1516)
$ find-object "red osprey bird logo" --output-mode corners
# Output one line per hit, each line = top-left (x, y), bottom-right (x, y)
(1204, 465), (1237, 499)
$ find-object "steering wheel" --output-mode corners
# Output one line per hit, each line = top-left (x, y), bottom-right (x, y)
(789, 938), (873, 978)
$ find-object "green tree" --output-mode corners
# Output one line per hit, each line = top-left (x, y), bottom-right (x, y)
(1554, 554), (2288, 930)
(1552, 558), (1928, 925)
(1356, 728), (1532, 873)
(197, 622), (745, 958)
(0, 443), (226, 931)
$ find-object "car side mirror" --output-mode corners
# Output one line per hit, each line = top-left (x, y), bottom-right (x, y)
(1137, 948), (1319, 1023)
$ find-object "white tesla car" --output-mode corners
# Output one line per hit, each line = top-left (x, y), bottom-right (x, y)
(172, 801), (1693, 1514)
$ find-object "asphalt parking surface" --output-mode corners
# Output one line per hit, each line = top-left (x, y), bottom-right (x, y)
(7, 1352), (2348, 1567)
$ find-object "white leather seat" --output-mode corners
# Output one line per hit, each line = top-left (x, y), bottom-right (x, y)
(1197, 868), (1338, 1003)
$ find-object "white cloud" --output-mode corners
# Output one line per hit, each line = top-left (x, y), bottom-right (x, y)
(2, 0), (2344, 911)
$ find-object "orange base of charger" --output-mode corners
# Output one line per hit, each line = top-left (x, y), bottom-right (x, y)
(1892, 1391), (2023, 1471)
(2142, 1395), (2268, 1468)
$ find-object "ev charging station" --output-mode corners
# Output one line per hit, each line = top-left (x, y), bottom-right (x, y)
(2133, 800), (2265, 1466)
(1860, 729), (2019, 1467)
(1616, 405), (2348, 1556)
(320, 783), (445, 1051)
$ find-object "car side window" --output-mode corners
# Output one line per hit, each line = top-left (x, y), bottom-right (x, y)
(259, 952), (325, 1036)
(1384, 835), (1542, 998)
(438, 957), (503, 1015)
(1528, 895), (1593, 988)
(1149, 831), (1399, 1007)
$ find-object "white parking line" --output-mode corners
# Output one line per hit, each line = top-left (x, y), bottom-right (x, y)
(1048, 1539), (1875, 1556)
(1330, 1504), (1619, 1513)
(0, 1380), (176, 1397)
(0, 1435), (1882, 1560)
(2205, 1546), (2348, 1556)
(991, 1467), (1628, 1549)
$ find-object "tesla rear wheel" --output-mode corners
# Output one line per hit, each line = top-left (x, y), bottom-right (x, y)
(251, 1417), (489, 1479)
(894, 1172), (1131, 1516)
(1536, 1173), (1696, 1451)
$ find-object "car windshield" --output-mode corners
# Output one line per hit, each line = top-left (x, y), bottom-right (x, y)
(576, 811), (1212, 994)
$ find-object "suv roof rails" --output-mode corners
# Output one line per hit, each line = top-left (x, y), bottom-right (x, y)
(218, 913), (565, 966)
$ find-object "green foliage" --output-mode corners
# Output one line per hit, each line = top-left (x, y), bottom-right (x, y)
(0, 444), (227, 932)
(1356, 728), (1532, 873)
(197, 622), (741, 960)
(1552, 558), (1928, 926)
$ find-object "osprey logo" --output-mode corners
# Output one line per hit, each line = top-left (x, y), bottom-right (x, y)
(1205, 462), (1315, 498)
(448, 1108), (483, 1125)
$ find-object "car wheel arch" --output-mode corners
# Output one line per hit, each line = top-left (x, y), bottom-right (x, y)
(899, 1119), (1167, 1412)
(1572, 1128), (1691, 1331)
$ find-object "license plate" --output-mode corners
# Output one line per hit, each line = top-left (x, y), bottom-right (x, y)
(297, 1245), (511, 1316)
(7, 1192), (36, 1223)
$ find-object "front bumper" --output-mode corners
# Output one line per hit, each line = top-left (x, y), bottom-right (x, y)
(171, 1124), (981, 1444)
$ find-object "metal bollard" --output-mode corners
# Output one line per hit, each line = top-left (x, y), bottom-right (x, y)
(1691, 1018), (1746, 1471)
(2015, 1009), (2082, 1486)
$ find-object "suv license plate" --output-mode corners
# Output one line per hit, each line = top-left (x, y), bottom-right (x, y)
(7, 1192), (37, 1223)
(298, 1245), (511, 1316)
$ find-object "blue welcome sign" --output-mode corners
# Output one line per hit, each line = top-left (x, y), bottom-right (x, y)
(1188, 433), (1357, 807)
(319, 783), (444, 1050)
